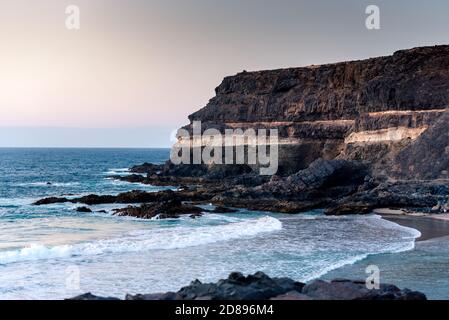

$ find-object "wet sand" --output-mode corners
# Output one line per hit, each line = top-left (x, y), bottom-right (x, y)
(377, 210), (449, 241)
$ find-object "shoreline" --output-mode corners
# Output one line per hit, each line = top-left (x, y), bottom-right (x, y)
(375, 209), (449, 241)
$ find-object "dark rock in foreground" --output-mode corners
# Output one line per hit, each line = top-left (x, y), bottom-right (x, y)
(69, 271), (426, 301)
(302, 279), (426, 300)
(70, 292), (120, 301)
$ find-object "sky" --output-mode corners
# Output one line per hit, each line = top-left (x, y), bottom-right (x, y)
(0, 0), (448, 147)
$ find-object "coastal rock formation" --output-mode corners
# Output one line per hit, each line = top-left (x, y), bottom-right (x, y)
(113, 200), (203, 219)
(34, 45), (449, 216)
(390, 109), (449, 180)
(212, 159), (371, 212)
(301, 279), (426, 300)
(33, 189), (213, 206)
(325, 181), (449, 215)
(70, 271), (426, 301)
(183, 45), (449, 175)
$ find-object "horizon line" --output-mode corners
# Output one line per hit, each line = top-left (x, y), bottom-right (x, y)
(0, 146), (172, 149)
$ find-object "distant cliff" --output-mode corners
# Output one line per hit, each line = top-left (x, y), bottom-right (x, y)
(184, 45), (449, 178)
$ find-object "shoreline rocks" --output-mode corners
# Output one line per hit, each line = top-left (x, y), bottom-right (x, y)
(69, 271), (426, 301)
(32, 46), (449, 218)
(113, 200), (204, 219)
(33, 158), (448, 218)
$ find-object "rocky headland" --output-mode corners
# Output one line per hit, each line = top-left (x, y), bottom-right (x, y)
(32, 45), (447, 301)
(34, 45), (449, 217)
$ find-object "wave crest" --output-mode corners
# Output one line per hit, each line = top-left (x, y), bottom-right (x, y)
(0, 216), (282, 265)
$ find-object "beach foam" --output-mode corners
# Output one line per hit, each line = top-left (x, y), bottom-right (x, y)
(0, 216), (282, 265)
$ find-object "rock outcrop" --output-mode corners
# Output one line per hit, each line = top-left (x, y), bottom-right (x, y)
(390, 109), (449, 180)
(113, 200), (204, 219)
(69, 271), (426, 301)
(181, 45), (449, 176)
(34, 45), (449, 216)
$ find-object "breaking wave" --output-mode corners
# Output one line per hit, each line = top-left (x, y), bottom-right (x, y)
(0, 216), (282, 265)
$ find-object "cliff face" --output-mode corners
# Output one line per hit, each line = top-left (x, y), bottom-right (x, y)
(182, 45), (449, 177)
(391, 109), (449, 180)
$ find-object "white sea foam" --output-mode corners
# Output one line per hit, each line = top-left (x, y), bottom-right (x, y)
(298, 214), (421, 281)
(0, 216), (282, 265)
(103, 168), (132, 175)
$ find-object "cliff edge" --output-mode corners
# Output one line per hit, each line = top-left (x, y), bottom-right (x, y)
(185, 45), (449, 177)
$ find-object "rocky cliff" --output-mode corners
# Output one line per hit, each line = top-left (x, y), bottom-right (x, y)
(43, 45), (447, 217)
(184, 45), (449, 177)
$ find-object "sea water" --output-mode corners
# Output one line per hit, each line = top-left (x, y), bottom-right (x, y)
(0, 148), (420, 299)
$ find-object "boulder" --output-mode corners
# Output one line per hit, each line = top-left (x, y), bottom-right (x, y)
(113, 200), (203, 219)
(69, 272), (426, 301)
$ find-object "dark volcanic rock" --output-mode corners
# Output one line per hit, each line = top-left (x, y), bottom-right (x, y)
(391, 109), (449, 180)
(75, 206), (92, 213)
(33, 46), (449, 217)
(181, 45), (449, 173)
(176, 272), (305, 300)
(190, 46), (449, 124)
(130, 162), (161, 174)
(302, 279), (426, 300)
(213, 159), (370, 213)
(68, 292), (120, 300)
(125, 292), (182, 300)
(326, 181), (449, 215)
(264, 158), (369, 193)
(33, 197), (71, 206)
(209, 206), (238, 213)
(34, 190), (190, 206)
(113, 200), (204, 219)
(71, 272), (426, 301)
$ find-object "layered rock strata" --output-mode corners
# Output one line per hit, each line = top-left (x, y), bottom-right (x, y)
(180, 45), (449, 175)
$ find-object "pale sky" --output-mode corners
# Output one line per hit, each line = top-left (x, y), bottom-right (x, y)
(0, 0), (448, 147)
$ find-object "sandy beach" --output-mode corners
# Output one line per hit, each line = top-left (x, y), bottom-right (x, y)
(374, 209), (449, 241)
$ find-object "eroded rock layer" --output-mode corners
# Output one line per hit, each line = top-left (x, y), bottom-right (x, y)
(182, 45), (449, 176)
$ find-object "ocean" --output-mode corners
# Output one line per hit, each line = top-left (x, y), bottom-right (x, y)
(0, 148), (421, 299)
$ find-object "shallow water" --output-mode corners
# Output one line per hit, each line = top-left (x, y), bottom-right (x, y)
(323, 234), (449, 300)
(0, 148), (420, 299)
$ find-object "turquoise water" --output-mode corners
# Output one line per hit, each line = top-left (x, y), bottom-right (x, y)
(0, 148), (420, 299)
